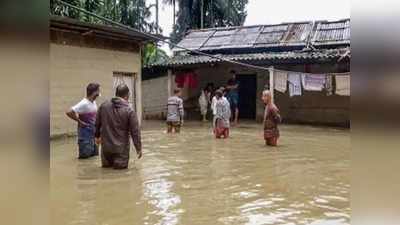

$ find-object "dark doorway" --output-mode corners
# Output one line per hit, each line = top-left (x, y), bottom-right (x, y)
(237, 74), (257, 119)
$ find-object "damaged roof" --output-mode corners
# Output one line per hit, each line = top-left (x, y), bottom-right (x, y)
(174, 18), (350, 52)
(311, 19), (350, 46)
(147, 47), (350, 67)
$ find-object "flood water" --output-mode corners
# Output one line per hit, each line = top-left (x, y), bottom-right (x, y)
(51, 121), (350, 225)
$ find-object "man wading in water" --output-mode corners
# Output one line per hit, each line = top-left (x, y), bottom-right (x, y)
(166, 88), (184, 133)
(214, 90), (231, 139)
(95, 84), (142, 169)
(262, 90), (281, 146)
(66, 83), (100, 159)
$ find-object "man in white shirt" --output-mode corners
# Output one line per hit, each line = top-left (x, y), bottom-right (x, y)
(66, 83), (100, 159)
(211, 87), (228, 128)
(166, 88), (184, 133)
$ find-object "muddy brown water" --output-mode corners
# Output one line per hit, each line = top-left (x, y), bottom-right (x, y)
(51, 121), (350, 225)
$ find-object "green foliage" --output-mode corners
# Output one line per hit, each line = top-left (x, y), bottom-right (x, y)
(82, 0), (102, 22)
(143, 43), (170, 66)
(50, 0), (161, 34)
(51, 0), (81, 19)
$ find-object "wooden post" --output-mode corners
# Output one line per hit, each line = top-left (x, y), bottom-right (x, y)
(167, 69), (172, 97)
(269, 66), (274, 103)
(173, 0), (176, 29)
(200, 0), (204, 29)
(156, 0), (159, 33)
(137, 49), (143, 126)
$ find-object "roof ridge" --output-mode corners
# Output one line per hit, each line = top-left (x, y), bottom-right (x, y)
(186, 18), (350, 33)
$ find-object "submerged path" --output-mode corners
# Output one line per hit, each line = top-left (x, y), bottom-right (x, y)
(51, 121), (350, 225)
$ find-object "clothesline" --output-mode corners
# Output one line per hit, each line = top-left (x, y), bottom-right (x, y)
(272, 68), (350, 76)
(271, 68), (350, 97)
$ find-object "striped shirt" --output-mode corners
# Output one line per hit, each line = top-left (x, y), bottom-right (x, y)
(167, 96), (184, 122)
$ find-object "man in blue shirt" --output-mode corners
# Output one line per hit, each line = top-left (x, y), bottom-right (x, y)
(226, 70), (240, 126)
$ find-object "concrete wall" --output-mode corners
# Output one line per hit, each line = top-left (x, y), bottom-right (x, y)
(50, 43), (141, 137)
(142, 76), (169, 119)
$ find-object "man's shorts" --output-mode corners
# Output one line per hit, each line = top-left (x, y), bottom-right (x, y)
(229, 97), (239, 111)
(167, 121), (181, 133)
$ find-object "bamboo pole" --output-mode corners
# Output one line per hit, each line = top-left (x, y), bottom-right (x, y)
(269, 66), (274, 103)
(200, 0), (204, 29)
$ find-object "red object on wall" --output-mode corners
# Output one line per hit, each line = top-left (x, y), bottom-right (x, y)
(175, 72), (198, 89)
(175, 74), (185, 88)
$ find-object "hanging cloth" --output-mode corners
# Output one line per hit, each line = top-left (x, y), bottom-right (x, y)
(335, 74), (350, 96)
(175, 72), (199, 89)
(301, 74), (326, 91)
(325, 74), (334, 96)
(288, 73), (302, 97)
(185, 72), (199, 89)
(175, 74), (185, 88)
(274, 71), (288, 93)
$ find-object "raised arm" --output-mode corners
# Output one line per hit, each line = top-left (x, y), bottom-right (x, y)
(66, 109), (87, 127)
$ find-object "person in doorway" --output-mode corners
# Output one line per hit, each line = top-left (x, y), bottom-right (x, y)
(205, 82), (215, 94)
(66, 83), (100, 159)
(262, 90), (281, 146)
(95, 84), (142, 169)
(226, 70), (240, 126)
(198, 87), (210, 122)
(167, 88), (184, 133)
(214, 90), (231, 139)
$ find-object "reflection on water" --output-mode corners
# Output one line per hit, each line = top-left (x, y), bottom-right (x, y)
(51, 121), (350, 225)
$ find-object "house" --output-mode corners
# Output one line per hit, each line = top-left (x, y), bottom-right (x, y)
(50, 16), (158, 137)
(143, 19), (350, 126)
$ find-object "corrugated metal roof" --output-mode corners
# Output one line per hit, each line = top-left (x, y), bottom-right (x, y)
(148, 47), (350, 67)
(174, 18), (349, 52)
(312, 19), (350, 46)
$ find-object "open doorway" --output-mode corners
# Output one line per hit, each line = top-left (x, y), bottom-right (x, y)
(113, 71), (137, 111)
(237, 74), (257, 119)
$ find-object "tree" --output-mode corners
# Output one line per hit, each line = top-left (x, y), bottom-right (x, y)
(143, 43), (170, 66)
(51, 0), (81, 19)
(163, 0), (248, 45)
(82, 0), (102, 22)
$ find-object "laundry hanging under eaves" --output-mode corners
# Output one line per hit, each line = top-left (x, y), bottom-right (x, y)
(274, 71), (288, 93)
(301, 74), (326, 91)
(335, 74), (350, 96)
(288, 73), (302, 97)
(325, 75), (334, 96)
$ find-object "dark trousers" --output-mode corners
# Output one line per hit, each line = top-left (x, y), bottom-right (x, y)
(101, 147), (130, 169)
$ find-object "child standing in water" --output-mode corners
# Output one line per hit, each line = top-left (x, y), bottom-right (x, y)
(166, 88), (184, 133)
(262, 90), (281, 146)
(214, 90), (231, 139)
(198, 87), (210, 122)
